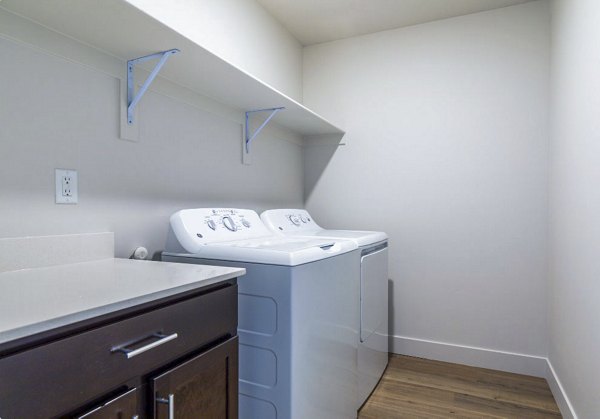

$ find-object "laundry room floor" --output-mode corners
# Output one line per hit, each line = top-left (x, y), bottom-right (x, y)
(359, 355), (561, 418)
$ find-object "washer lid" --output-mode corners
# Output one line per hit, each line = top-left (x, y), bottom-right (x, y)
(178, 236), (357, 266)
(292, 229), (387, 247)
(261, 209), (388, 247)
(168, 208), (357, 265)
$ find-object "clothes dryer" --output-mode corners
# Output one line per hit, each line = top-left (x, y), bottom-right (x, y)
(261, 209), (389, 407)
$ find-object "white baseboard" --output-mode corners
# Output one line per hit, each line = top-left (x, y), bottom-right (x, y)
(545, 359), (577, 419)
(390, 335), (578, 418)
(390, 335), (547, 377)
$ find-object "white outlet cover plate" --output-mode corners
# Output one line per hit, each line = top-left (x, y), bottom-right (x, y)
(55, 169), (78, 204)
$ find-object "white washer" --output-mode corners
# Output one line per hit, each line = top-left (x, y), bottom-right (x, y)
(162, 208), (360, 419)
(260, 209), (389, 407)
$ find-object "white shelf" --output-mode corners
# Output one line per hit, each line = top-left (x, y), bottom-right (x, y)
(1, 0), (344, 137)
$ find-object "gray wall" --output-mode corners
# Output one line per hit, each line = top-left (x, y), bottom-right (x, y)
(549, 0), (600, 416)
(303, 1), (551, 364)
(0, 9), (304, 258)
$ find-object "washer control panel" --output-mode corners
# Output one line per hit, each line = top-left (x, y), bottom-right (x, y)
(261, 209), (322, 234)
(222, 215), (237, 231)
(170, 208), (272, 251)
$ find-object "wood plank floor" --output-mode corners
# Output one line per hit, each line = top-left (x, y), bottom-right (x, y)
(359, 355), (561, 418)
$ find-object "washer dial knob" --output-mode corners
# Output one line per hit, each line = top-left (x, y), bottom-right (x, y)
(242, 219), (251, 228)
(222, 216), (237, 231)
(288, 215), (301, 226)
(207, 220), (217, 230)
(299, 215), (308, 223)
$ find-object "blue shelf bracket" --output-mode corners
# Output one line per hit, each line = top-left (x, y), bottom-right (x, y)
(245, 107), (285, 153)
(127, 49), (179, 125)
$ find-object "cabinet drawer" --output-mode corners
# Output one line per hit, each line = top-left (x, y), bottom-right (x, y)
(76, 387), (139, 419)
(0, 284), (237, 419)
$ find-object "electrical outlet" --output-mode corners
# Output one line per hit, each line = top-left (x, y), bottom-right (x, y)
(55, 169), (78, 204)
(62, 175), (73, 196)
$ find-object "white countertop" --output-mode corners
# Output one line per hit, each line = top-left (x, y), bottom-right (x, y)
(0, 258), (245, 347)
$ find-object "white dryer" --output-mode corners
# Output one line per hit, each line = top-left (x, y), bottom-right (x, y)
(162, 208), (360, 419)
(260, 209), (389, 407)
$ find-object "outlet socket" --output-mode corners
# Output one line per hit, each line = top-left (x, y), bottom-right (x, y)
(55, 169), (78, 204)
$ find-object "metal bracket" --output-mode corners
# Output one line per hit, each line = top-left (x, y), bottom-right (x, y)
(127, 49), (179, 124)
(245, 107), (285, 153)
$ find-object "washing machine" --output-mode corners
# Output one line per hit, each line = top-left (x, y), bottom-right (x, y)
(260, 209), (389, 407)
(162, 208), (360, 419)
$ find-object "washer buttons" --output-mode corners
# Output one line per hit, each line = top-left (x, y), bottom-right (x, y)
(222, 216), (237, 231)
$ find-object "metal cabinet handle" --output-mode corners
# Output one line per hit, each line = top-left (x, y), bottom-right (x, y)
(111, 333), (178, 359)
(157, 394), (175, 419)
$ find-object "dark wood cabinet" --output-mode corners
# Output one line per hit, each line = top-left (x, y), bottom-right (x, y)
(0, 280), (239, 419)
(152, 337), (238, 419)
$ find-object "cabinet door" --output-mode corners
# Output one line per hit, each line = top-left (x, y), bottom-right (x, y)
(76, 388), (139, 419)
(152, 337), (238, 419)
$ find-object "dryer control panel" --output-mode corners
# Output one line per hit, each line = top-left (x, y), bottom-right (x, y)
(170, 208), (273, 252)
(261, 209), (323, 234)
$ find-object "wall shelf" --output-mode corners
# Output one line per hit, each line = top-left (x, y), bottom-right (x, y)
(1, 0), (345, 138)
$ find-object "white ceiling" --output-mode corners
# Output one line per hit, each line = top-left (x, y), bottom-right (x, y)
(256, 0), (537, 46)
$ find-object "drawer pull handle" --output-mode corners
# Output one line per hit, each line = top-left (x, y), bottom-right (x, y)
(112, 333), (178, 359)
(157, 393), (175, 419)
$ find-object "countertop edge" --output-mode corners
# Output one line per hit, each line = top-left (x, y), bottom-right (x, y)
(0, 261), (245, 354)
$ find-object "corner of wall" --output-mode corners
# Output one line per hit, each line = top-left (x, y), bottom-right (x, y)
(545, 359), (578, 418)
